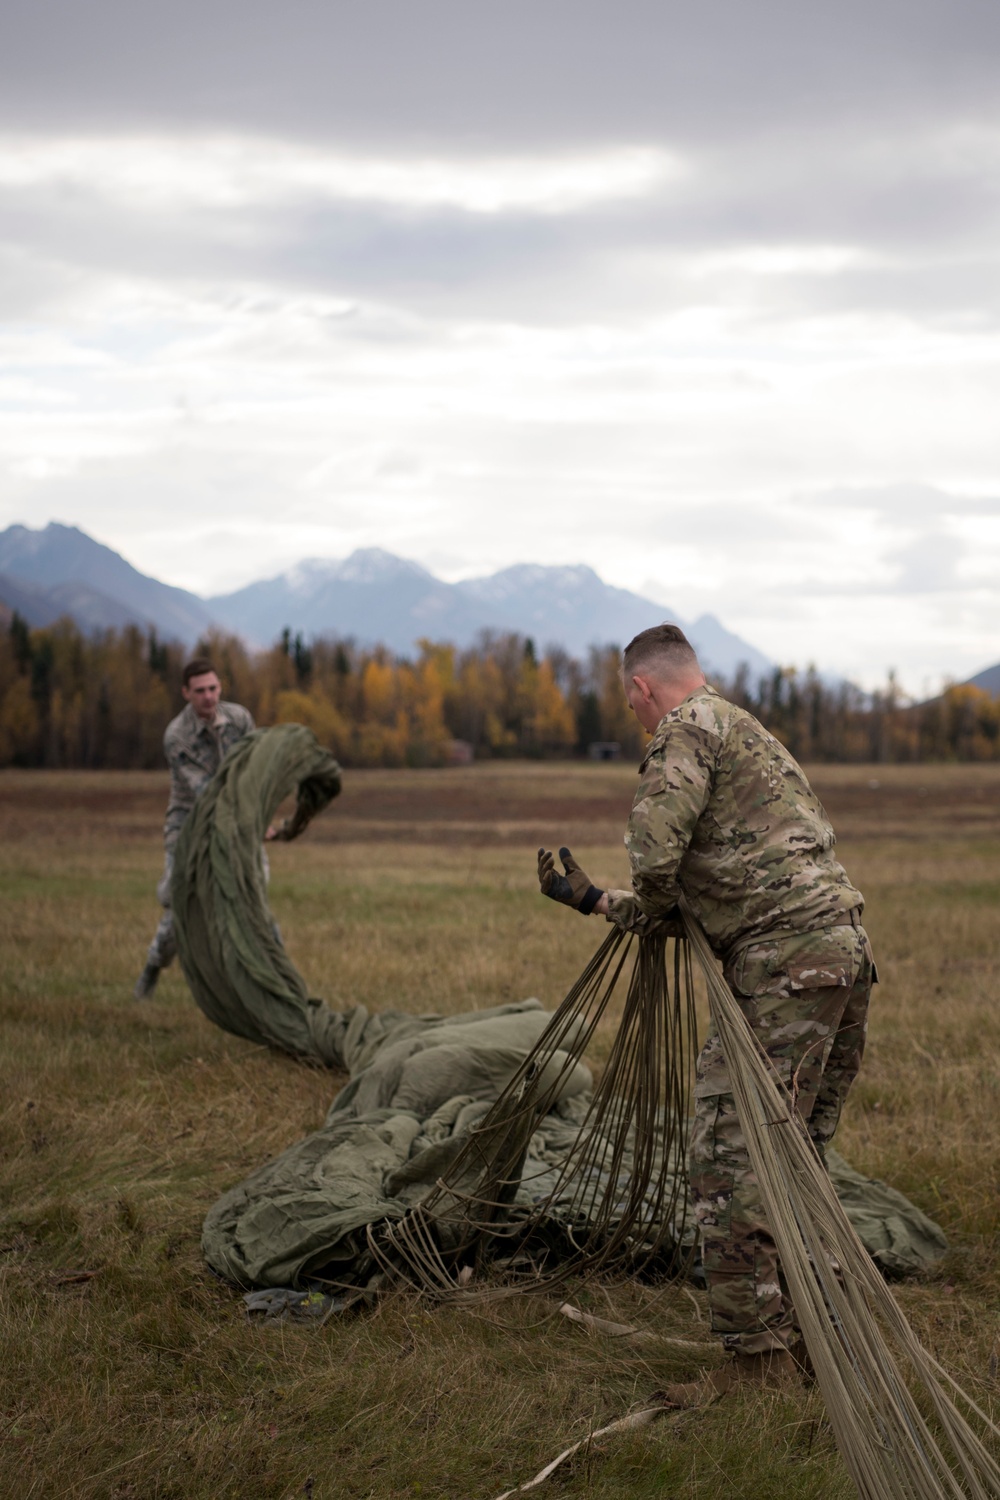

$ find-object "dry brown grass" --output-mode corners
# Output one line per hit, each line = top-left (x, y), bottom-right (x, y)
(1, 761), (998, 1498)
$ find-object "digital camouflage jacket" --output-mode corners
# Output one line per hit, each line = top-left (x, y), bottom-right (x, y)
(606, 685), (863, 960)
(163, 700), (255, 852)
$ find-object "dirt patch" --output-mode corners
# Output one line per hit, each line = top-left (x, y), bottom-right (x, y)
(806, 767), (1000, 841)
(1, 762), (998, 849)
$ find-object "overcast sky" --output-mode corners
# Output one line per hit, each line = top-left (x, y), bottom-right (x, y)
(2, 0), (1000, 691)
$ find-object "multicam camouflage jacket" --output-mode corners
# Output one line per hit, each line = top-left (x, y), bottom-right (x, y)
(606, 685), (864, 963)
(162, 701), (255, 853)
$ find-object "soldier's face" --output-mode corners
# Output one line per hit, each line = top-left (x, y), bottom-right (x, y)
(183, 671), (222, 722)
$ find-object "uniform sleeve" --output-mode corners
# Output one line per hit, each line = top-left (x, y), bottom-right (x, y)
(220, 703), (255, 739)
(625, 722), (716, 918)
(162, 727), (201, 852)
(604, 889), (683, 936)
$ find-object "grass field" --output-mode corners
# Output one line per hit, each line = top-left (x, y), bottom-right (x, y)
(1, 761), (999, 1499)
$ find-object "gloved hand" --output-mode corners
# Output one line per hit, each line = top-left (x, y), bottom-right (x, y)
(537, 846), (604, 915)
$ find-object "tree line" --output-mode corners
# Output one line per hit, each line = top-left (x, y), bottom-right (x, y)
(0, 611), (997, 769)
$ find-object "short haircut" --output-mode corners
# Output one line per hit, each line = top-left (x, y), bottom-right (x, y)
(622, 624), (702, 682)
(183, 657), (219, 687)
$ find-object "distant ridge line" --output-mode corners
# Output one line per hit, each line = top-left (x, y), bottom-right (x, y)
(0, 521), (779, 679)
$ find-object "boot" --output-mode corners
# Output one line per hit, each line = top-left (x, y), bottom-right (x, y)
(133, 961), (161, 1000)
(655, 1347), (801, 1409)
(790, 1338), (816, 1383)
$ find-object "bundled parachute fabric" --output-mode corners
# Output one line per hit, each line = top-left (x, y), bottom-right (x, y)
(181, 726), (948, 1318)
(203, 999), (595, 1288)
(373, 927), (701, 1294)
(679, 903), (1000, 1500)
(172, 724), (347, 1064)
(203, 1064), (944, 1295)
(200, 920), (945, 1301)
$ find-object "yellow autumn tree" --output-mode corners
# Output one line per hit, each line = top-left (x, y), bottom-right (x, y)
(273, 688), (351, 757)
(530, 659), (576, 751)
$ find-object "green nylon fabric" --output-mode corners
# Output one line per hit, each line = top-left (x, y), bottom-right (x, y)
(202, 1047), (947, 1290)
(175, 726), (947, 1294)
(172, 723), (346, 1062)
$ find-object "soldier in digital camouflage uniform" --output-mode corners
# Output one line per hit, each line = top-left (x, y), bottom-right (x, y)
(538, 622), (875, 1402)
(133, 658), (255, 999)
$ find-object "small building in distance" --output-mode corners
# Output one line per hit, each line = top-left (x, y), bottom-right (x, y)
(446, 739), (475, 766)
(587, 741), (622, 762)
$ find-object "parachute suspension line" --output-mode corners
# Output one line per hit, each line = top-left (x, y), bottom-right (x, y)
(373, 925), (700, 1299)
(680, 901), (1000, 1500)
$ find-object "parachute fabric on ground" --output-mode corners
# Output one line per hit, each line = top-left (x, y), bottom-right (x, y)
(176, 728), (948, 1307)
(681, 902), (1000, 1500)
(373, 927), (701, 1297)
(171, 723), (345, 1063)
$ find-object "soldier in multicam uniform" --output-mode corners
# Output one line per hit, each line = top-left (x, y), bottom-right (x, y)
(538, 623), (875, 1403)
(133, 658), (255, 1000)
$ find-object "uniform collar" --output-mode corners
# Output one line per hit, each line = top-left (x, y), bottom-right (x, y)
(184, 702), (221, 737)
(639, 683), (719, 769)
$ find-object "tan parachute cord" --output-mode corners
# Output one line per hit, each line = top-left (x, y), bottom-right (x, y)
(680, 900), (1000, 1500)
(374, 925), (700, 1297)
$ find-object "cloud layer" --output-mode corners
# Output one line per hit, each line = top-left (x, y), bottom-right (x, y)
(2, 0), (1000, 688)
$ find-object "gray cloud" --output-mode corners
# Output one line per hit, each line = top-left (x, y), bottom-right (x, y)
(6, 0), (1000, 151)
(4, 116), (1000, 340)
(4, 0), (1000, 343)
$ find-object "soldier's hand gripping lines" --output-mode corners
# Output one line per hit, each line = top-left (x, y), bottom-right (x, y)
(537, 846), (605, 915)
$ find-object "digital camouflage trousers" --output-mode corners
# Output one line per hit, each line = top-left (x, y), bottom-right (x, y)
(145, 851), (179, 970)
(689, 921), (875, 1354)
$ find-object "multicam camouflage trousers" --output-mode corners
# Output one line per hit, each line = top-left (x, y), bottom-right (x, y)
(689, 920), (875, 1354)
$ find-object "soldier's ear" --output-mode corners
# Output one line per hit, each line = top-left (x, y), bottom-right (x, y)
(631, 673), (654, 703)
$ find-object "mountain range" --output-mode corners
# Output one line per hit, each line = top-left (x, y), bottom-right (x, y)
(969, 662), (1000, 694)
(0, 523), (215, 642)
(206, 549), (776, 677)
(2, 520), (994, 690)
(0, 523), (775, 679)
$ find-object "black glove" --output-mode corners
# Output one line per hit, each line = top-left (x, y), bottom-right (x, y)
(537, 846), (604, 915)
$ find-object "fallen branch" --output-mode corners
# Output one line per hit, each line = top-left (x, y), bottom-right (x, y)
(493, 1405), (665, 1498)
(558, 1301), (713, 1351)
